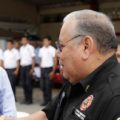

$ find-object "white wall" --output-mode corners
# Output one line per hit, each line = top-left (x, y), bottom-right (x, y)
(0, 38), (8, 50)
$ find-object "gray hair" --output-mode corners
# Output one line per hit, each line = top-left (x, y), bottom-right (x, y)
(63, 9), (117, 53)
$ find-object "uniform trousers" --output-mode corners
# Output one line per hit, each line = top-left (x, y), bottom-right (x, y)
(41, 67), (53, 104)
(6, 68), (16, 99)
(21, 65), (32, 102)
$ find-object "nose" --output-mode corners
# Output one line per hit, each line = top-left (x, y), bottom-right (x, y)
(56, 50), (63, 71)
(56, 49), (63, 64)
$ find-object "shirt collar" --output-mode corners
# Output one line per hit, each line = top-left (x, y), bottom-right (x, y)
(8, 48), (14, 51)
(23, 43), (29, 47)
(80, 55), (118, 91)
(43, 45), (51, 48)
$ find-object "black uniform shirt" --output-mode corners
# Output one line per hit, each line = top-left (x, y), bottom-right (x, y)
(42, 55), (120, 120)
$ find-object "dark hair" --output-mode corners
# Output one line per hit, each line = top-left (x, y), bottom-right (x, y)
(7, 40), (14, 44)
(42, 35), (52, 41)
(21, 35), (29, 40)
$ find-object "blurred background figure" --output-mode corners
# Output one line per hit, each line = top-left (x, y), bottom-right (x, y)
(39, 36), (56, 106)
(20, 36), (35, 105)
(116, 43), (120, 63)
(0, 48), (3, 67)
(3, 40), (20, 101)
(50, 51), (64, 86)
(15, 41), (21, 51)
(32, 40), (42, 84)
(14, 41), (22, 86)
(32, 41), (41, 66)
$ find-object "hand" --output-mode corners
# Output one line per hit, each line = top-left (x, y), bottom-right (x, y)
(29, 69), (34, 75)
(49, 71), (55, 80)
(13, 70), (19, 76)
(18, 111), (48, 120)
(0, 116), (14, 120)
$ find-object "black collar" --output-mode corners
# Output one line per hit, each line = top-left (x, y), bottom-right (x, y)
(80, 55), (118, 91)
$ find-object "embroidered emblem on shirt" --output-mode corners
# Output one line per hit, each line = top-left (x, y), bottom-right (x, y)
(80, 95), (94, 111)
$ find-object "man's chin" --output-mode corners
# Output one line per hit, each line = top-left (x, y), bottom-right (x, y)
(69, 80), (77, 85)
(62, 72), (68, 79)
(62, 73), (79, 84)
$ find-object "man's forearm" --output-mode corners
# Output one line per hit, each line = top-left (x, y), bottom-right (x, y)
(18, 111), (48, 120)
(32, 57), (35, 70)
(16, 60), (20, 73)
(0, 60), (3, 67)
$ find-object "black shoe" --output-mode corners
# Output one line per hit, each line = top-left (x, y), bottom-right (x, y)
(15, 99), (17, 102)
(26, 101), (33, 105)
(20, 100), (27, 104)
(40, 102), (48, 106)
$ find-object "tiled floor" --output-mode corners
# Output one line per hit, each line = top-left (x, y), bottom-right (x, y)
(16, 87), (60, 114)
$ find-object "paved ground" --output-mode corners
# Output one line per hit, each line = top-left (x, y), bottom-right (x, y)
(16, 86), (60, 114)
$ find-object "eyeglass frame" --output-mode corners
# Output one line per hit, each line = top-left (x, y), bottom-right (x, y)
(56, 34), (85, 52)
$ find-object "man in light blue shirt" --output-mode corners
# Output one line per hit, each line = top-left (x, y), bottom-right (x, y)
(0, 67), (16, 117)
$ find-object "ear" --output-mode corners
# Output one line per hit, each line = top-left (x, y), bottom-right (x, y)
(80, 36), (95, 60)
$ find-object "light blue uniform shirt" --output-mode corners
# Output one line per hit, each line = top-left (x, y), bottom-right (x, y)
(0, 67), (16, 117)
(35, 47), (40, 65)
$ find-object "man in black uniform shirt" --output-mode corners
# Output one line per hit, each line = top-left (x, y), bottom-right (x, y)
(9, 10), (120, 120)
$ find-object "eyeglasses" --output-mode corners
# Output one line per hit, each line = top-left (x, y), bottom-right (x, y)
(56, 34), (85, 52)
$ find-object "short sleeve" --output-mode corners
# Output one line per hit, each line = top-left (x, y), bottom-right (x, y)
(100, 96), (120, 120)
(38, 48), (41, 58)
(30, 46), (35, 57)
(42, 96), (59, 120)
(15, 50), (20, 61)
(51, 47), (56, 58)
(0, 49), (3, 60)
(42, 82), (69, 120)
